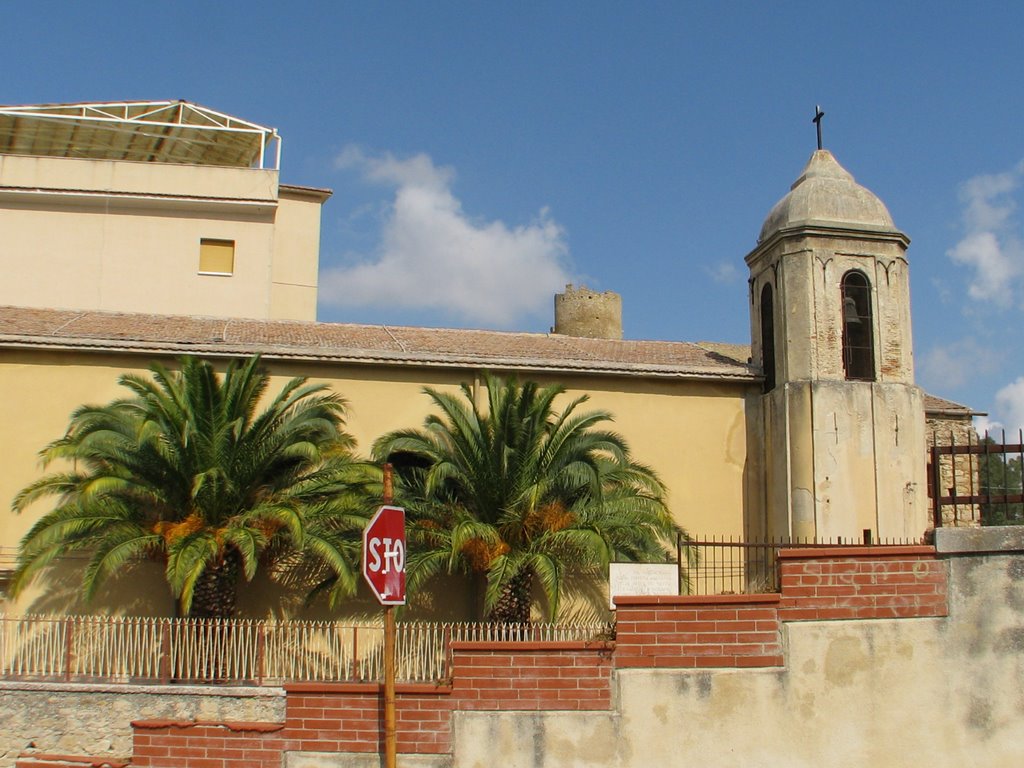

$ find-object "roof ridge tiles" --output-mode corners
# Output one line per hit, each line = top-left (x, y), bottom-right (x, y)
(0, 305), (759, 383)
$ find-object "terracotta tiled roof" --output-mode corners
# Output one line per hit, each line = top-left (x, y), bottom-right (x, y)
(923, 393), (983, 417)
(0, 306), (758, 382)
(694, 342), (751, 365)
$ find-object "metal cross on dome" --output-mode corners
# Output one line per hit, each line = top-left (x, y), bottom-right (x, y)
(813, 105), (825, 150)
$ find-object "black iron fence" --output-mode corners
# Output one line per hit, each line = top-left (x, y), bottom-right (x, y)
(679, 536), (782, 595)
(929, 430), (1024, 528)
(680, 534), (923, 596)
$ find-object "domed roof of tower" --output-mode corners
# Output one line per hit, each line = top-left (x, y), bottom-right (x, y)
(758, 150), (897, 243)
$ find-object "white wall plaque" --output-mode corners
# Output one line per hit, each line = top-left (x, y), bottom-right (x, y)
(608, 563), (679, 609)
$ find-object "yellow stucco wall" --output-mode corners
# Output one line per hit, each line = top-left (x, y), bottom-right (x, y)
(0, 156), (323, 321)
(0, 348), (758, 617)
(269, 191), (323, 321)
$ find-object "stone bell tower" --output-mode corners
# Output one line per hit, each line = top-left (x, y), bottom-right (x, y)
(746, 150), (927, 542)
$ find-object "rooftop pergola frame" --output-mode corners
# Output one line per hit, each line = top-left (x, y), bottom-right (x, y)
(0, 100), (281, 169)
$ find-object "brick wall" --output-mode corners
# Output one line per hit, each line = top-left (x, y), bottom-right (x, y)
(777, 546), (948, 621)
(284, 683), (451, 755)
(123, 641), (613, 766)
(614, 594), (783, 669)
(131, 721), (285, 768)
(612, 545), (946, 670)
(451, 641), (613, 711)
(40, 546), (947, 767)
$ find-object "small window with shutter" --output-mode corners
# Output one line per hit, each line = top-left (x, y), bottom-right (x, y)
(199, 239), (235, 275)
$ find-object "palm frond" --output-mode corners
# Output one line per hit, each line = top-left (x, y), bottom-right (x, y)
(374, 371), (675, 622)
(12, 354), (375, 618)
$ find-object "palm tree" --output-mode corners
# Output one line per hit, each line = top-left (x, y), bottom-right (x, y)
(374, 373), (682, 623)
(12, 355), (377, 618)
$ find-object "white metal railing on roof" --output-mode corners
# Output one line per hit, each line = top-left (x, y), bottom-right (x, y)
(0, 614), (611, 686)
(0, 101), (281, 170)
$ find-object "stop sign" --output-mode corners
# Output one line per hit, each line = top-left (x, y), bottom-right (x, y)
(362, 505), (406, 605)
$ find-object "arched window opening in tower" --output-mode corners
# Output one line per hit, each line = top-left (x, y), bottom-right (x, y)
(760, 283), (776, 393)
(841, 270), (875, 381)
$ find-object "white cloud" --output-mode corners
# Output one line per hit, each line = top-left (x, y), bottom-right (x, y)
(919, 339), (1000, 392)
(947, 161), (1024, 308)
(974, 414), (1001, 436)
(988, 376), (1024, 437)
(705, 262), (741, 284)
(948, 232), (1019, 306)
(320, 146), (572, 328)
(961, 170), (1019, 231)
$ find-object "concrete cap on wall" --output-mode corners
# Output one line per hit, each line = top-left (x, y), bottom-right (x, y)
(758, 150), (897, 243)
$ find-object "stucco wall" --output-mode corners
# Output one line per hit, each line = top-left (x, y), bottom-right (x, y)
(0, 155), (323, 321)
(1, 349), (758, 618)
(270, 191), (323, 321)
(0, 682), (282, 767)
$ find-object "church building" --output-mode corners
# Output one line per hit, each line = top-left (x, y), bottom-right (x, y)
(0, 101), (969, 618)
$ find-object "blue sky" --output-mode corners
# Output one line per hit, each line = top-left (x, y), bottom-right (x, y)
(7, 2), (1024, 432)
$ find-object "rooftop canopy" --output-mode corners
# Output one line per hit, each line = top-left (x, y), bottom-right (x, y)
(0, 100), (280, 169)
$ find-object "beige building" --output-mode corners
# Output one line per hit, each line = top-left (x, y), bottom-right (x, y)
(0, 101), (328, 321)
(0, 101), (968, 618)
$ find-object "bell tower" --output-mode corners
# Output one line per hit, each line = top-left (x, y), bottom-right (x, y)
(746, 150), (927, 542)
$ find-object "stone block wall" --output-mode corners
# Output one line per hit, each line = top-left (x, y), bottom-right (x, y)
(1, 684), (281, 768)
(552, 284), (623, 339)
(926, 414), (981, 527)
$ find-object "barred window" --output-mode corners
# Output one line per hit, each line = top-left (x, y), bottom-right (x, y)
(841, 270), (875, 381)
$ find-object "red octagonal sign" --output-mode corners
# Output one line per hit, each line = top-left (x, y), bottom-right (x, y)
(362, 505), (406, 605)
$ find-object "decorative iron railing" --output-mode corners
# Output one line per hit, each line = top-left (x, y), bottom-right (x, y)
(0, 614), (611, 686)
(929, 430), (1024, 527)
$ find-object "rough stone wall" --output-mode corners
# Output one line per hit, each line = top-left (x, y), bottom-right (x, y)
(0, 683), (282, 767)
(552, 284), (622, 340)
(926, 414), (981, 527)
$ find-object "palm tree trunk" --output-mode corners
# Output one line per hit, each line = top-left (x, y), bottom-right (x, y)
(188, 551), (240, 620)
(487, 569), (533, 624)
(183, 553), (241, 682)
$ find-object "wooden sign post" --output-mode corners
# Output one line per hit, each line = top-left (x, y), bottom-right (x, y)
(363, 465), (405, 768)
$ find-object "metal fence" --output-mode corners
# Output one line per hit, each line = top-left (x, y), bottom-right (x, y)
(929, 430), (1024, 528)
(0, 614), (610, 686)
(681, 535), (924, 596)
(682, 537), (782, 595)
